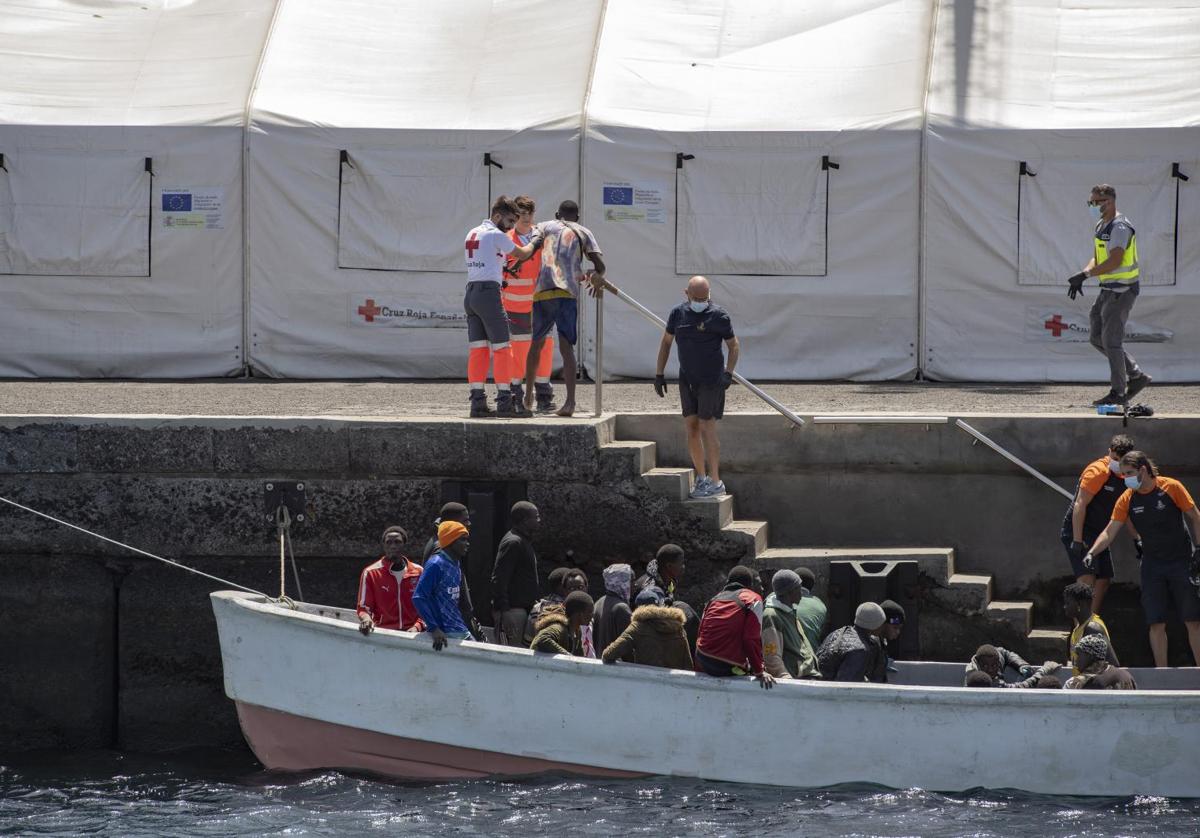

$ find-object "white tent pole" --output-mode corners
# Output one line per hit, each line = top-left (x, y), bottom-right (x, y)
(955, 420), (1072, 500)
(597, 279), (805, 428)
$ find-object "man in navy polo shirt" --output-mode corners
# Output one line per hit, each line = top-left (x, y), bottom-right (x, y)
(653, 275), (739, 498)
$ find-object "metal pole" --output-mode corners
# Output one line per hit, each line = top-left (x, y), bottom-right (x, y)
(594, 285), (604, 417)
(600, 279), (805, 428)
(955, 419), (1073, 500)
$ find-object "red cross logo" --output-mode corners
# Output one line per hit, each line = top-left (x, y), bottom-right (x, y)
(1044, 314), (1067, 337)
(358, 299), (382, 322)
(465, 233), (480, 258)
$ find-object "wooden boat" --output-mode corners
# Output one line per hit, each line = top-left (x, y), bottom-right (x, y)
(211, 591), (1200, 796)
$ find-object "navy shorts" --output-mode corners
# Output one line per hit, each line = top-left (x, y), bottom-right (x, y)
(1060, 532), (1114, 579)
(1140, 559), (1200, 625)
(532, 297), (577, 345)
(680, 378), (725, 420)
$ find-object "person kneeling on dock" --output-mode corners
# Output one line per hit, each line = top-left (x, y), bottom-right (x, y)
(695, 566), (774, 689)
(412, 521), (473, 651)
(761, 570), (819, 680)
(1064, 634), (1137, 690)
(357, 525), (424, 636)
(816, 602), (887, 683)
(964, 645), (1059, 688)
(531, 591), (594, 656)
(601, 603), (693, 670)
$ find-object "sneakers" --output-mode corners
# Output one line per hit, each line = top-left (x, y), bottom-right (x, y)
(690, 476), (726, 498)
(1126, 373), (1152, 400)
(1092, 390), (1127, 407)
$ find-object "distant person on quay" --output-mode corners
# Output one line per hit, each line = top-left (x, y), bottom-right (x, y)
(1064, 183), (1151, 407)
(412, 521), (473, 650)
(1083, 450), (1200, 666)
(520, 200), (605, 417)
(653, 275), (739, 498)
(1062, 433), (1137, 613)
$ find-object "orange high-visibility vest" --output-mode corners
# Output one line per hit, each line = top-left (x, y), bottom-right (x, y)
(504, 229), (541, 314)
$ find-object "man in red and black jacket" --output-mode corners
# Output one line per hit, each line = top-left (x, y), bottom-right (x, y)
(695, 566), (775, 689)
(357, 525), (424, 635)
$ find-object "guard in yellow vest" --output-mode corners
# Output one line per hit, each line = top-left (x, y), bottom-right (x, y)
(1065, 183), (1151, 407)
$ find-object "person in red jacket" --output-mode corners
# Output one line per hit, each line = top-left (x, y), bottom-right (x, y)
(357, 525), (424, 635)
(694, 566), (775, 689)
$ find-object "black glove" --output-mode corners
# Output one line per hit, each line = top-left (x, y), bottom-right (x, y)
(653, 375), (668, 398)
(1067, 541), (1086, 565)
(720, 370), (733, 390)
(1082, 552), (1095, 571)
(1066, 271), (1087, 300)
(1135, 539), (1144, 562)
(1189, 547), (1200, 587)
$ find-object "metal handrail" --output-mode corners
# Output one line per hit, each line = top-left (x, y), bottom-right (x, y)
(592, 278), (805, 428)
(955, 419), (1073, 500)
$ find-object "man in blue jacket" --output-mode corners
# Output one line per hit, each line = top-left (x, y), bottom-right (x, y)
(413, 521), (473, 650)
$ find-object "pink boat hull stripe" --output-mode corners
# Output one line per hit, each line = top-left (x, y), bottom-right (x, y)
(236, 702), (646, 780)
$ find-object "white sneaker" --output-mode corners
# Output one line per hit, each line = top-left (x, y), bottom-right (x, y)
(699, 480), (726, 497)
(689, 475), (712, 498)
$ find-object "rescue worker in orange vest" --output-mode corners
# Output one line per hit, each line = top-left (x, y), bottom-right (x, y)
(505, 196), (557, 412)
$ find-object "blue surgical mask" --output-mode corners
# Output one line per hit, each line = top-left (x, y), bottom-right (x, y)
(1123, 475), (1141, 490)
(1089, 205), (1103, 222)
(689, 300), (709, 313)
(1108, 459), (1121, 475)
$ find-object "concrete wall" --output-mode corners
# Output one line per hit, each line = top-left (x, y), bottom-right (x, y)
(0, 415), (754, 751)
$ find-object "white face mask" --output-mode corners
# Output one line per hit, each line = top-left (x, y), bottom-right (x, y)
(688, 299), (710, 313)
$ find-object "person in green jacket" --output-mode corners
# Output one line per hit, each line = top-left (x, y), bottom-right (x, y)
(792, 567), (828, 651)
(531, 591), (594, 656)
(761, 570), (819, 679)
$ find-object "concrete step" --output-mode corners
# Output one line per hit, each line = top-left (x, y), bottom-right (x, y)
(942, 573), (993, 614)
(1028, 628), (1071, 663)
(672, 493), (734, 530)
(599, 440), (657, 475)
(722, 520), (769, 559)
(642, 467), (694, 501)
(754, 547), (957, 587)
(986, 600), (1033, 636)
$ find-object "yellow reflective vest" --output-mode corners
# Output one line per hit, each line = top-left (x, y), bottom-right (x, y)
(1094, 220), (1139, 287)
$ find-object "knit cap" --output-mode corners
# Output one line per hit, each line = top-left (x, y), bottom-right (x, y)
(437, 520), (468, 547)
(854, 602), (887, 630)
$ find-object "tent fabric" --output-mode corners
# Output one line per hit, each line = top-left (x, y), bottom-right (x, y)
(0, 0), (276, 377)
(2, 0), (1198, 382)
(922, 0), (1200, 381)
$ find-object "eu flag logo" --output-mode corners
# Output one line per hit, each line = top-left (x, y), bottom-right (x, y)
(162, 192), (192, 212)
(603, 186), (633, 206)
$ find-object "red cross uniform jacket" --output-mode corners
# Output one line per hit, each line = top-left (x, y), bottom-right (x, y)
(357, 557), (425, 631)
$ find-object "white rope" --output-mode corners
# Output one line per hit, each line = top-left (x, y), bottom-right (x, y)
(276, 504), (290, 600)
(0, 493), (271, 598)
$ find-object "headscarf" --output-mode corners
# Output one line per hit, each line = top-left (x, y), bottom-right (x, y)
(603, 563), (634, 602)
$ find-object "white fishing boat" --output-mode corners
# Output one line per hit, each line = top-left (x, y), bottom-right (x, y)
(212, 591), (1200, 797)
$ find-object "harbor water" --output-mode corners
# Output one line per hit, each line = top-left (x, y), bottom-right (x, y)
(2, 749), (1197, 837)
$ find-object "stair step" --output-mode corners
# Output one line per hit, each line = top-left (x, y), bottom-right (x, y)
(1027, 628), (1071, 663)
(986, 600), (1033, 635)
(600, 440), (657, 475)
(642, 467), (694, 501)
(723, 520), (769, 559)
(755, 547), (957, 587)
(943, 573), (993, 614)
(672, 493), (733, 530)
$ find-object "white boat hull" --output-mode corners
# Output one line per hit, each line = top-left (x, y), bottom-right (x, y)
(212, 591), (1200, 796)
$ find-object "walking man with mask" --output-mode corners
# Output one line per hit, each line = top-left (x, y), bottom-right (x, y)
(1065, 184), (1151, 408)
(653, 276), (739, 498)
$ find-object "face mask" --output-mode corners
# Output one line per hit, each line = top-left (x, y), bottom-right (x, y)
(1089, 205), (1103, 222)
(1124, 475), (1141, 490)
(1108, 459), (1121, 475)
(689, 300), (709, 313)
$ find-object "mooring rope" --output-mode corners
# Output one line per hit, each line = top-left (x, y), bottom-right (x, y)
(0, 493), (272, 599)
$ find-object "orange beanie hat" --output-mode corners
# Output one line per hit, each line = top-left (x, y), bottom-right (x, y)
(437, 520), (469, 548)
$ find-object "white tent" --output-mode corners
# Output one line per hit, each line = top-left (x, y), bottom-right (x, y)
(0, 0), (275, 377)
(581, 0), (933, 381)
(245, 0), (604, 378)
(922, 0), (1200, 381)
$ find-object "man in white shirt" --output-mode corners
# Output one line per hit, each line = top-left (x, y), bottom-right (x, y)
(463, 196), (542, 417)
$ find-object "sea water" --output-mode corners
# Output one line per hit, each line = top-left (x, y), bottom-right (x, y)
(1, 748), (1197, 837)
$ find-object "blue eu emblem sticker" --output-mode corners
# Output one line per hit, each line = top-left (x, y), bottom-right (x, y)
(162, 192), (192, 212)
(602, 186), (633, 206)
